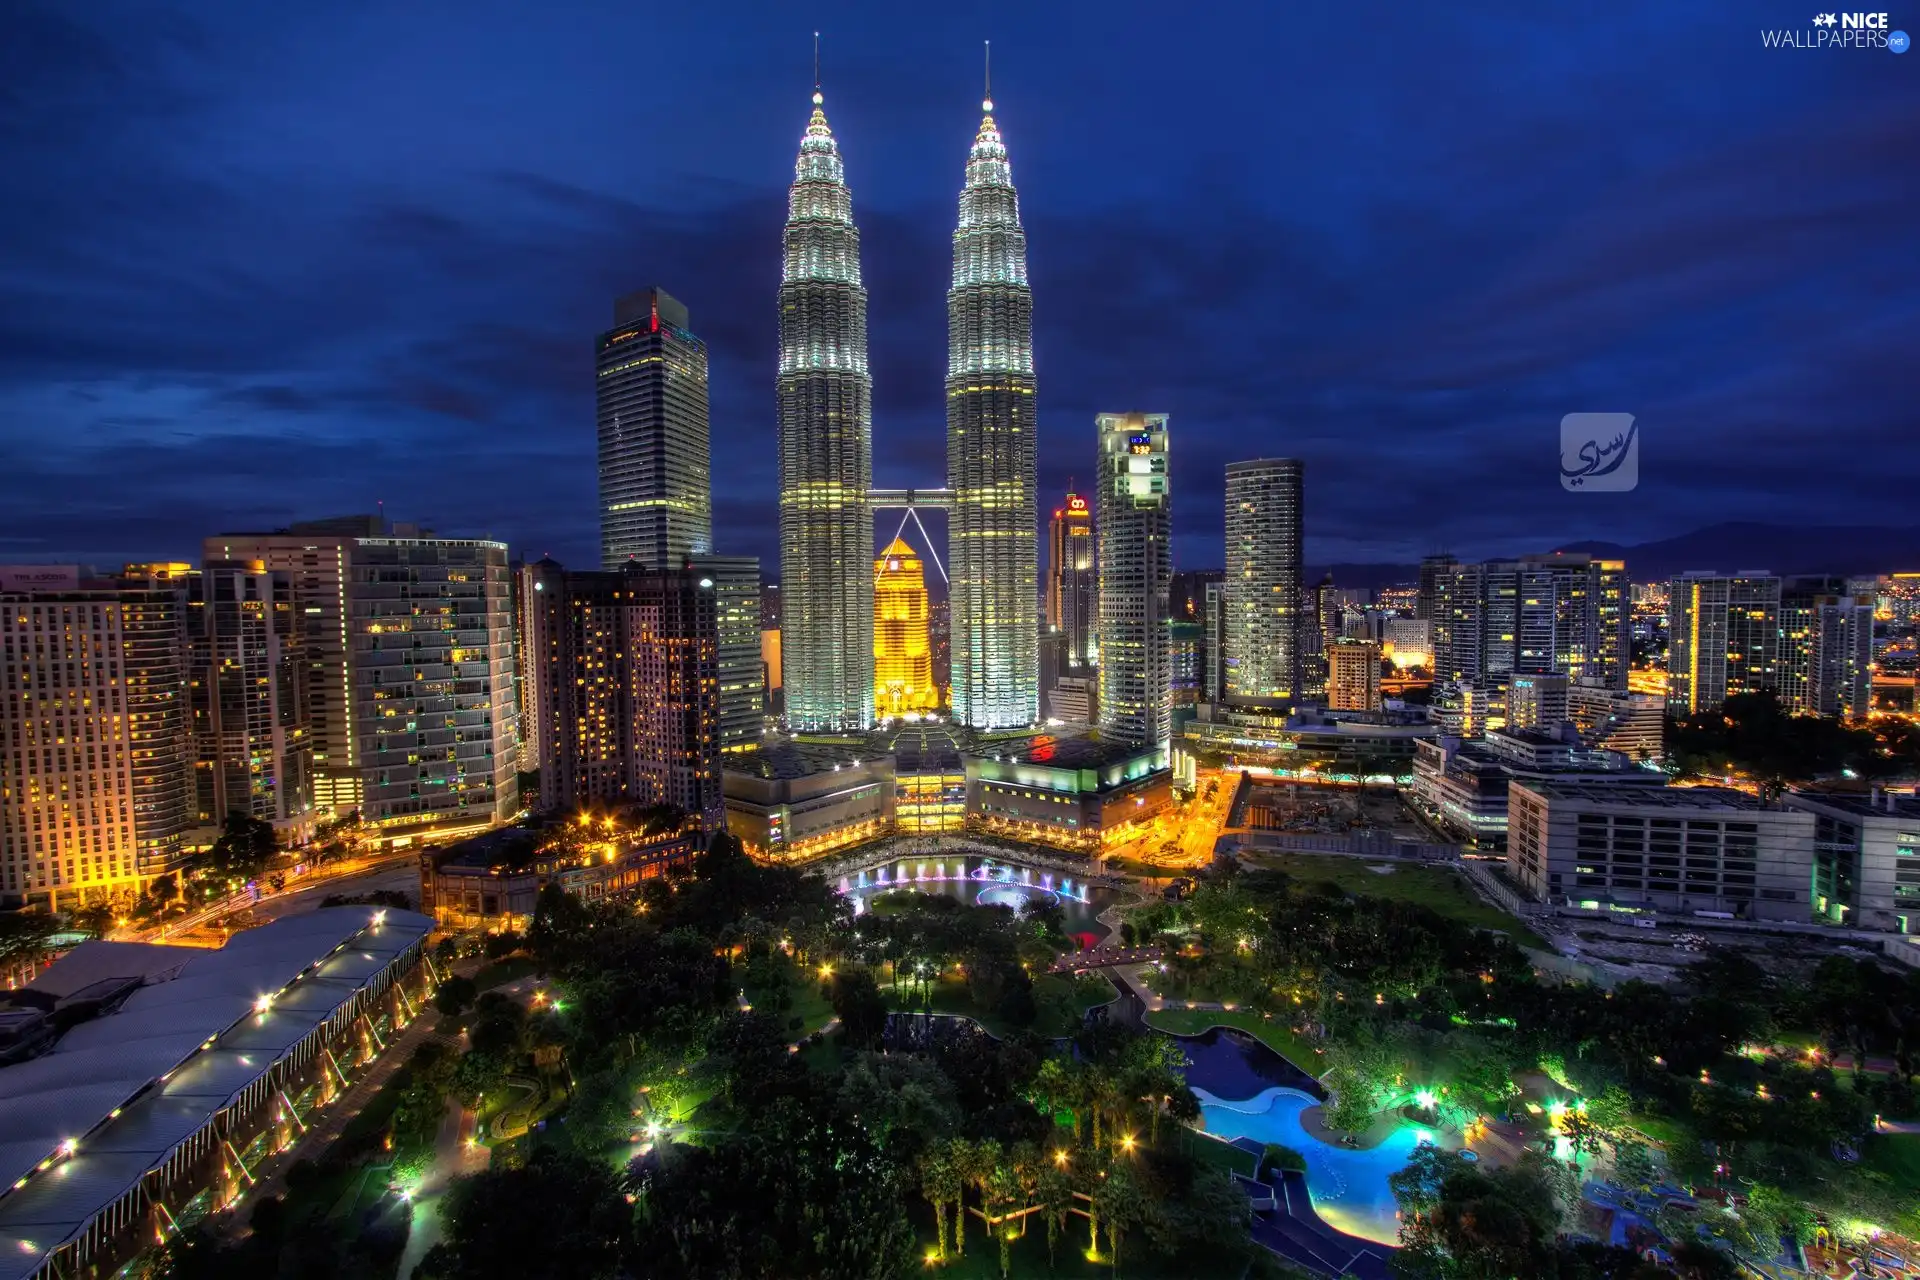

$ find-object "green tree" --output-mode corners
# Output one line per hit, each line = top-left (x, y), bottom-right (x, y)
(415, 1147), (630, 1280)
(919, 1144), (962, 1260)
(434, 974), (479, 1017)
(208, 811), (277, 881)
(829, 965), (889, 1050)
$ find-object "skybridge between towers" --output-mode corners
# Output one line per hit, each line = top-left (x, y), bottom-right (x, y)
(867, 487), (952, 585)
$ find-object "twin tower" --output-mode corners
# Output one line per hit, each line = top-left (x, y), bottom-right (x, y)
(778, 84), (1037, 732)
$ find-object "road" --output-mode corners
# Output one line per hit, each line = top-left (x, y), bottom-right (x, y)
(137, 855), (419, 942)
(1104, 769), (1239, 875)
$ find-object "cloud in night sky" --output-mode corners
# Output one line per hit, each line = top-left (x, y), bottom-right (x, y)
(1, 0), (1915, 578)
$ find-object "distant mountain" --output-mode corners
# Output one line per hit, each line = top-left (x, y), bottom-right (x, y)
(1311, 523), (1920, 591)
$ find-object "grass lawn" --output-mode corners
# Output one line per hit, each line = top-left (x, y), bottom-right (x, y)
(745, 970), (837, 1039)
(1143, 1006), (1325, 1074)
(1862, 1132), (1920, 1194)
(473, 955), (539, 989)
(885, 971), (1116, 1039)
(1181, 1127), (1259, 1178)
(1239, 852), (1550, 948)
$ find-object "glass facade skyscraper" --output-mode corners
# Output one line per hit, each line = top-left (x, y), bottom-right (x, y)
(597, 287), (712, 570)
(1223, 458), (1304, 702)
(1046, 492), (1096, 670)
(947, 97), (1038, 729)
(1096, 413), (1172, 754)
(778, 89), (874, 731)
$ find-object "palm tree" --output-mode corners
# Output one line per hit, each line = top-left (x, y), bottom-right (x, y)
(965, 1139), (1004, 1242)
(1030, 1057), (1072, 1134)
(1009, 1142), (1040, 1237)
(1096, 1165), (1148, 1276)
(1089, 1069), (1126, 1152)
(919, 1145), (960, 1259)
(1036, 1161), (1072, 1270)
(987, 1163), (1021, 1278)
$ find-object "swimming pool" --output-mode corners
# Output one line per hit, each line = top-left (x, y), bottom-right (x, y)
(1196, 1085), (1433, 1246)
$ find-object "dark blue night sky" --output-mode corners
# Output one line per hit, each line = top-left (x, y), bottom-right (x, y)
(2, 1), (1914, 576)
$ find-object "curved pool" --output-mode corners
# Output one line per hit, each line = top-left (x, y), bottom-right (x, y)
(1196, 1085), (1433, 1246)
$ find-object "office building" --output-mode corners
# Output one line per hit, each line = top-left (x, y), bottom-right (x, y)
(1170, 620), (1204, 706)
(1169, 569), (1223, 624)
(1779, 577), (1874, 719)
(970, 736), (1170, 853)
(1327, 638), (1382, 711)
(1046, 492), (1097, 669)
(0, 567), (191, 908)
(948, 96), (1039, 730)
(1223, 459), (1304, 702)
(1095, 413), (1172, 753)
(349, 537), (519, 836)
(724, 741), (894, 861)
(1566, 679), (1664, 760)
(873, 536), (938, 718)
(1417, 553), (1455, 622)
(1666, 571), (1781, 716)
(1412, 725), (1662, 848)
(1508, 782), (1814, 921)
(1428, 679), (1502, 739)
(1507, 673), (1569, 731)
(185, 562), (313, 832)
(1784, 788), (1920, 933)
(521, 560), (721, 831)
(685, 555), (765, 751)
(778, 86), (875, 731)
(1203, 579), (1229, 703)
(596, 287), (712, 569)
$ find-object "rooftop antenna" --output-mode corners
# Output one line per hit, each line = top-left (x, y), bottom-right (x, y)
(983, 39), (992, 112)
(813, 31), (822, 105)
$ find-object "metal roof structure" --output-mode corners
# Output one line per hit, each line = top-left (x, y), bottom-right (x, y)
(0, 906), (432, 1280)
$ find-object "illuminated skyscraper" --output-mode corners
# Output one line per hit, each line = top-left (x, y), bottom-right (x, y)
(1223, 458), (1304, 702)
(1096, 413), (1172, 753)
(597, 288), (712, 569)
(873, 536), (938, 718)
(1666, 571), (1781, 715)
(778, 85), (874, 731)
(522, 560), (722, 831)
(1, 566), (191, 908)
(187, 561), (313, 827)
(1045, 492), (1096, 670)
(948, 91), (1038, 729)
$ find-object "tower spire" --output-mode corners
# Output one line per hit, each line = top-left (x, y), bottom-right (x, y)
(813, 31), (822, 105)
(983, 39), (992, 112)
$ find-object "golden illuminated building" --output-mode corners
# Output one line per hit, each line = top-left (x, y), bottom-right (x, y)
(874, 536), (938, 717)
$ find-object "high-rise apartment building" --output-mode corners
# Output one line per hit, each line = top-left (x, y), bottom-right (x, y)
(205, 516), (380, 814)
(522, 561), (722, 831)
(1, 566), (191, 908)
(948, 96), (1038, 730)
(1430, 554), (1629, 691)
(778, 88), (874, 731)
(1567, 679), (1664, 760)
(597, 288), (712, 570)
(873, 536), (939, 718)
(1327, 638), (1382, 711)
(1045, 492), (1097, 670)
(1779, 576), (1874, 719)
(186, 562), (313, 829)
(1096, 413), (1172, 753)
(685, 555), (765, 752)
(1223, 458), (1304, 702)
(350, 537), (519, 834)
(1666, 571), (1781, 716)
(1416, 553), (1455, 623)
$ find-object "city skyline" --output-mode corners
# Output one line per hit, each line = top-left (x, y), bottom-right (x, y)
(5, 5), (1914, 577)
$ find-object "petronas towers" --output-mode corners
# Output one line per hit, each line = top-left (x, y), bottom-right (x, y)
(778, 88), (874, 731)
(777, 77), (1038, 732)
